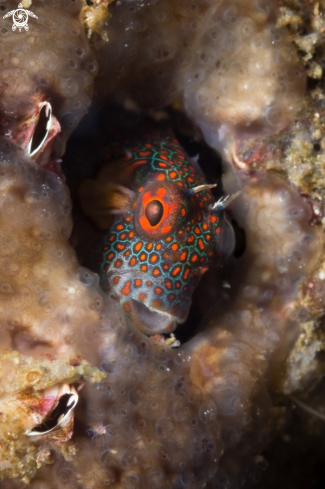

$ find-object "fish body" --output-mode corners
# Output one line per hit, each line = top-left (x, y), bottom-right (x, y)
(80, 127), (233, 335)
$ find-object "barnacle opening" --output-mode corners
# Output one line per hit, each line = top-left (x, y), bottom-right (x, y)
(27, 386), (78, 437)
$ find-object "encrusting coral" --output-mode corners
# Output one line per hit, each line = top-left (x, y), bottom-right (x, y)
(0, 0), (325, 488)
(92, 0), (306, 141)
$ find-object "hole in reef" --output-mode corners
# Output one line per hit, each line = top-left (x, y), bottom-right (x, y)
(31, 393), (75, 434)
(30, 104), (50, 155)
(231, 219), (246, 257)
(314, 142), (321, 152)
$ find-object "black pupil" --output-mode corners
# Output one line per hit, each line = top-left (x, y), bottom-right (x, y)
(145, 200), (164, 226)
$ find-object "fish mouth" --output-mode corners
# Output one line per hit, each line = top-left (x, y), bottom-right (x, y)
(129, 299), (178, 335)
(108, 271), (180, 335)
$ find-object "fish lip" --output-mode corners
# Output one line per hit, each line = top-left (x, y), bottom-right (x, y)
(129, 298), (178, 335)
(108, 271), (181, 334)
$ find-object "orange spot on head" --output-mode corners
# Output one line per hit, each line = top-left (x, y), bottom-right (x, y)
(117, 244), (125, 251)
(172, 266), (181, 277)
(157, 174), (165, 181)
(121, 281), (131, 295)
(183, 268), (190, 280)
(216, 227), (221, 234)
(206, 234), (211, 240)
(138, 186), (144, 193)
(120, 233), (127, 239)
(194, 227), (200, 235)
(134, 242), (143, 252)
(116, 224), (124, 231)
(124, 303), (131, 312)
(202, 223), (208, 230)
(172, 243), (179, 251)
(141, 265), (147, 272)
(129, 231), (134, 238)
(104, 246), (108, 251)
(165, 281), (172, 290)
(155, 287), (162, 295)
(150, 253), (158, 263)
(157, 188), (166, 198)
(170, 172), (177, 178)
(109, 236), (115, 242)
(130, 257), (136, 266)
(153, 268), (161, 276)
(211, 215), (217, 223)
(180, 252), (187, 261)
(146, 243), (153, 251)
(126, 217), (131, 222)
(187, 235), (195, 243)
(191, 254), (198, 263)
(156, 243), (162, 250)
(115, 260), (122, 268)
(181, 209), (186, 216)
(139, 293), (146, 301)
(126, 251), (130, 256)
(159, 162), (168, 168)
(161, 225), (172, 233)
(153, 300), (162, 308)
(198, 239), (205, 250)
(113, 276), (119, 285)
(147, 281), (153, 286)
(168, 294), (176, 302)
(139, 151), (151, 157)
(140, 253), (146, 261)
(166, 237), (172, 242)
(108, 253), (114, 260)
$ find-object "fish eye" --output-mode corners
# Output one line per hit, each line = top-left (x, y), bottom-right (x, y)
(145, 199), (164, 227)
(135, 183), (184, 240)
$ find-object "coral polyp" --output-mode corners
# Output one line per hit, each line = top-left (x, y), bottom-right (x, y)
(0, 0), (325, 488)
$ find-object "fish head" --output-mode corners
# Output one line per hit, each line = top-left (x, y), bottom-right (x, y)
(96, 135), (234, 335)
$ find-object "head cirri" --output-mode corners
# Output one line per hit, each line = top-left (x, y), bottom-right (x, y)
(80, 128), (234, 336)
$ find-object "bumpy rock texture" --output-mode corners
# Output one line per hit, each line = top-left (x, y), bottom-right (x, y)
(93, 0), (306, 141)
(0, 0), (97, 143)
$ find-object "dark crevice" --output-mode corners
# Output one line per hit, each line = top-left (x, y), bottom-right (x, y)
(231, 219), (246, 258)
(30, 104), (49, 154)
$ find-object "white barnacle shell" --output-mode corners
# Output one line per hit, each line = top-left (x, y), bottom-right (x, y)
(26, 383), (78, 439)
